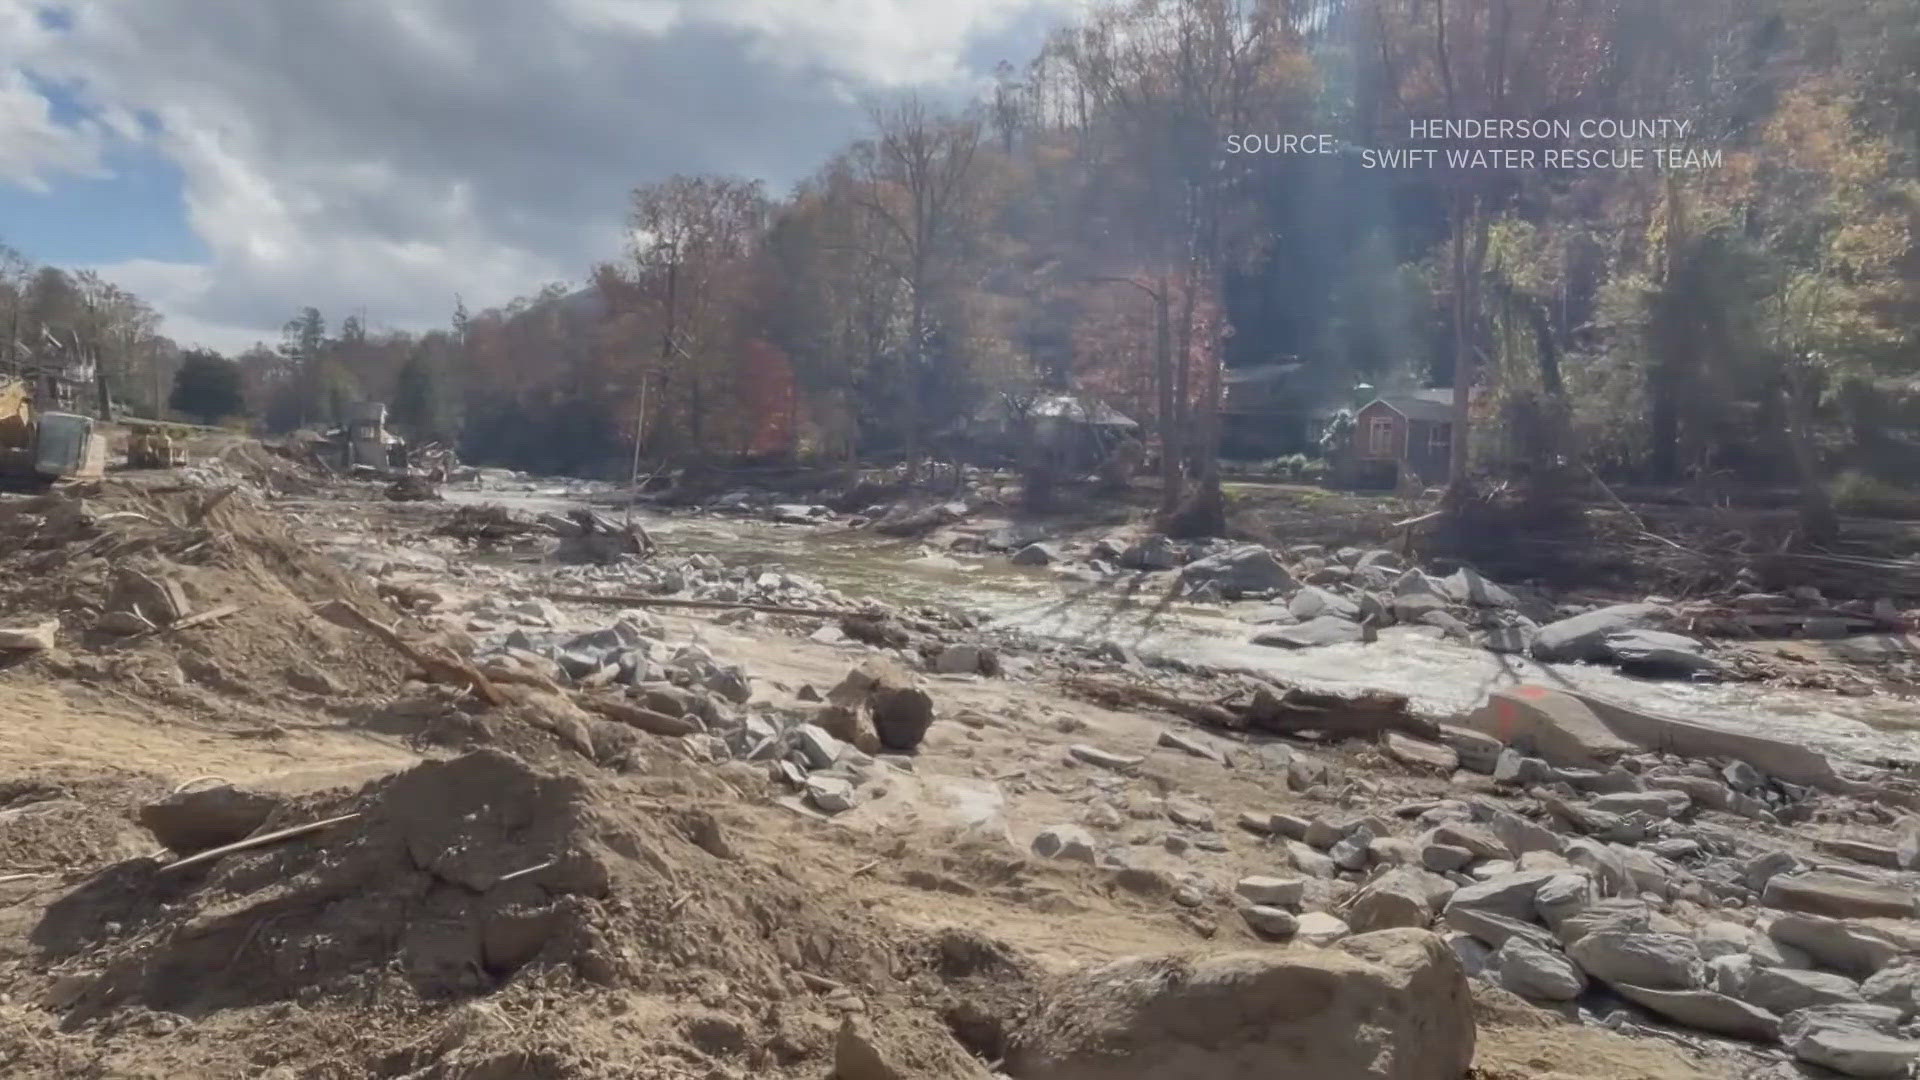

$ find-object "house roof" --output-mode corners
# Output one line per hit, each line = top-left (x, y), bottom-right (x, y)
(983, 393), (1138, 428)
(1364, 390), (1459, 424)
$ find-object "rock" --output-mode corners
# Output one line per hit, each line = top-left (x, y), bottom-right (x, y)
(1069, 744), (1144, 772)
(1236, 876), (1306, 908)
(1567, 932), (1701, 990)
(1859, 963), (1918, 1017)
(1612, 985), (1781, 1042)
(1491, 751), (1554, 787)
(1744, 967), (1864, 1015)
(1294, 912), (1352, 946)
(1444, 567), (1519, 609)
(1781, 1005), (1917, 1077)
(1285, 841), (1336, 879)
(1463, 687), (1639, 768)
(1763, 873), (1916, 920)
(1384, 733), (1458, 773)
(1563, 839), (1632, 897)
(806, 776), (857, 814)
(1601, 629), (1723, 679)
(284, 665), (345, 696)
(1289, 586), (1360, 621)
(1423, 845), (1475, 873)
(1589, 790), (1689, 819)
(1443, 907), (1560, 952)
(1445, 872), (1558, 920)
(1710, 954), (1756, 998)
(1243, 906), (1300, 938)
(139, 784), (282, 853)
(1010, 542), (1057, 566)
(1488, 811), (1564, 857)
(1533, 874), (1592, 929)
(1268, 813), (1312, 841)
(95, 609), (155, 636)
(1530, 603), (1667, 663)
(1349, 869), (1454, 933)
(0, 618), (57, 652)
(932, 643), (996, 676)
(1119, 535), (1180, 571)
(1744, 850), (1800, 893)
(1696, 921), (1756, 961)
(1441, 726), (1505, 774)
(1157, 729), (1228, 764)
(1431, 823), (1511, 861)
(1181, 545), (1296, 595)
(794, 725), (846, 769)
(1818, 838), (1903, 869)
(1768, 915), (1905, 979)
(870, 684), (935, 752)
(1898, 822), (1919, 872)
(1497, 937), (1586, 1001)
(1006, 930), (1475, 1080)
(1166, 799), (1214, 829)
(1033, 826), (1099, 864)
(1250, 616), (1364, 649)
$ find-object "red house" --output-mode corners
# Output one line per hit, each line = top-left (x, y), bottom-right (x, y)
(1347, 390), (1464, 488)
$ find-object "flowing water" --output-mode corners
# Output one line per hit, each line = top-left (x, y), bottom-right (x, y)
(448, 482), (1920, 767)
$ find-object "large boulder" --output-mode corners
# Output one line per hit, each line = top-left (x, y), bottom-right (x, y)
(1767, 915), (1906, 979)
(1442, 567), (1518, 609)
(1600, 629), (1723, 679)
(1290, 586), (1360, 621)
(1781, 1005), (1917, 1078)
(1348, 868), (1455, 933)
(1182, 545), (1296, 595)
(829, 657), (936, 752)
(1005, 930), (1475, 1080)
(1496, 937), (1586, 1001)
(1460, 687), (1638, 768)
(1612, 985), (1781, 1043)
(1763, 873), (1917, 920)
(1743, 967), (1864, 1015)
(1530, 603), (1666, 663)
(139, 784), (284, 853)
(1566, 931), (1701, 990)
(1119, 535), (1180, 571)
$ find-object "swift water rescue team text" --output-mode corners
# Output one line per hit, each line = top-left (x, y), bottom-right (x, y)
(1224, 118), (1723, 171)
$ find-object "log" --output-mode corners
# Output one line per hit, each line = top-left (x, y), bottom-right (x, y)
(158, 812), (361, 874)
(314, 599), (504, 706)
(576, 694), (701, 736)
(1062, 676), (1438, 742)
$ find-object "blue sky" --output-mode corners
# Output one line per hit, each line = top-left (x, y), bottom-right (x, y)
(0, 0), (1081, 351)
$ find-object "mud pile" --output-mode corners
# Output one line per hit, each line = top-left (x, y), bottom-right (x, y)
(28, 751), (1000, 1076)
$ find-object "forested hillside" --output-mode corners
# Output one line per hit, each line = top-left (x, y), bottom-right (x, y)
(7, 0), (1918, 524)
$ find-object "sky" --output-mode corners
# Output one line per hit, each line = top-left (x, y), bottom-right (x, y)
(0, 0), (1081, 353)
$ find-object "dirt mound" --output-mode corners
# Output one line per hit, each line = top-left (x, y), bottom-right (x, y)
(38, 751), (893, 1011)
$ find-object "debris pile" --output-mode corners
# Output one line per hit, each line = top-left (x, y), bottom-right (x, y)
(30, 750), (990, 1076)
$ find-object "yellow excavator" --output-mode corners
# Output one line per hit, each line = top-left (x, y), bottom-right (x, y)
(0, 375), (109, 485)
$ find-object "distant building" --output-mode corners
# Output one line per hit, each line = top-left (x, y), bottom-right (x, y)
(1345, 388), (1472, 487)
(963, 391), (1139, 469)
(1221, 360), (1320, 458)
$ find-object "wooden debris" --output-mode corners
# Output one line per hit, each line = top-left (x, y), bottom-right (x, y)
(576, 694), (701, 736)
(315, 599), (504, 706)
(158, 812), (361, 874)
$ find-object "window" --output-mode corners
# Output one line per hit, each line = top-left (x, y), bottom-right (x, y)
(1429, 423), (1452, 455)
(1368, 417), (1395, 456)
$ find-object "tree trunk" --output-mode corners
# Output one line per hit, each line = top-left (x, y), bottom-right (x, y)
(1155, 276), (1182, 516)
(1783, 370), (1838, 549)
(1448, 189), (1472, 490)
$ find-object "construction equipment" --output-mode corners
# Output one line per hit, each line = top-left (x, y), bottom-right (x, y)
(126, 423), (189, 469)
(0, 375), (110, 484)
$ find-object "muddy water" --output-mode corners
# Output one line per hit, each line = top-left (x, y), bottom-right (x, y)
(448, 484), (1920, 766)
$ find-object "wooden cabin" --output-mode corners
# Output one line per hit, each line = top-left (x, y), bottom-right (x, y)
(1347, 390), (1460, 488)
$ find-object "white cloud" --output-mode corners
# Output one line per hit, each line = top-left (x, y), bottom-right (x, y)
(0, 69), (107, 190)
(2, 0), (1079, 351)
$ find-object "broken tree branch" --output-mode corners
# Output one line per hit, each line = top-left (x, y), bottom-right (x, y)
(314, 599), (504, 706)
(158, 812), (361, 874)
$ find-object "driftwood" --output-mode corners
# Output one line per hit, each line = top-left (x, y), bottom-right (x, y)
(1063, 676), (1439, 742)
(576, 694), (701, 737)
(315, 599), (504, 706)
(159, 812), (361, 874)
